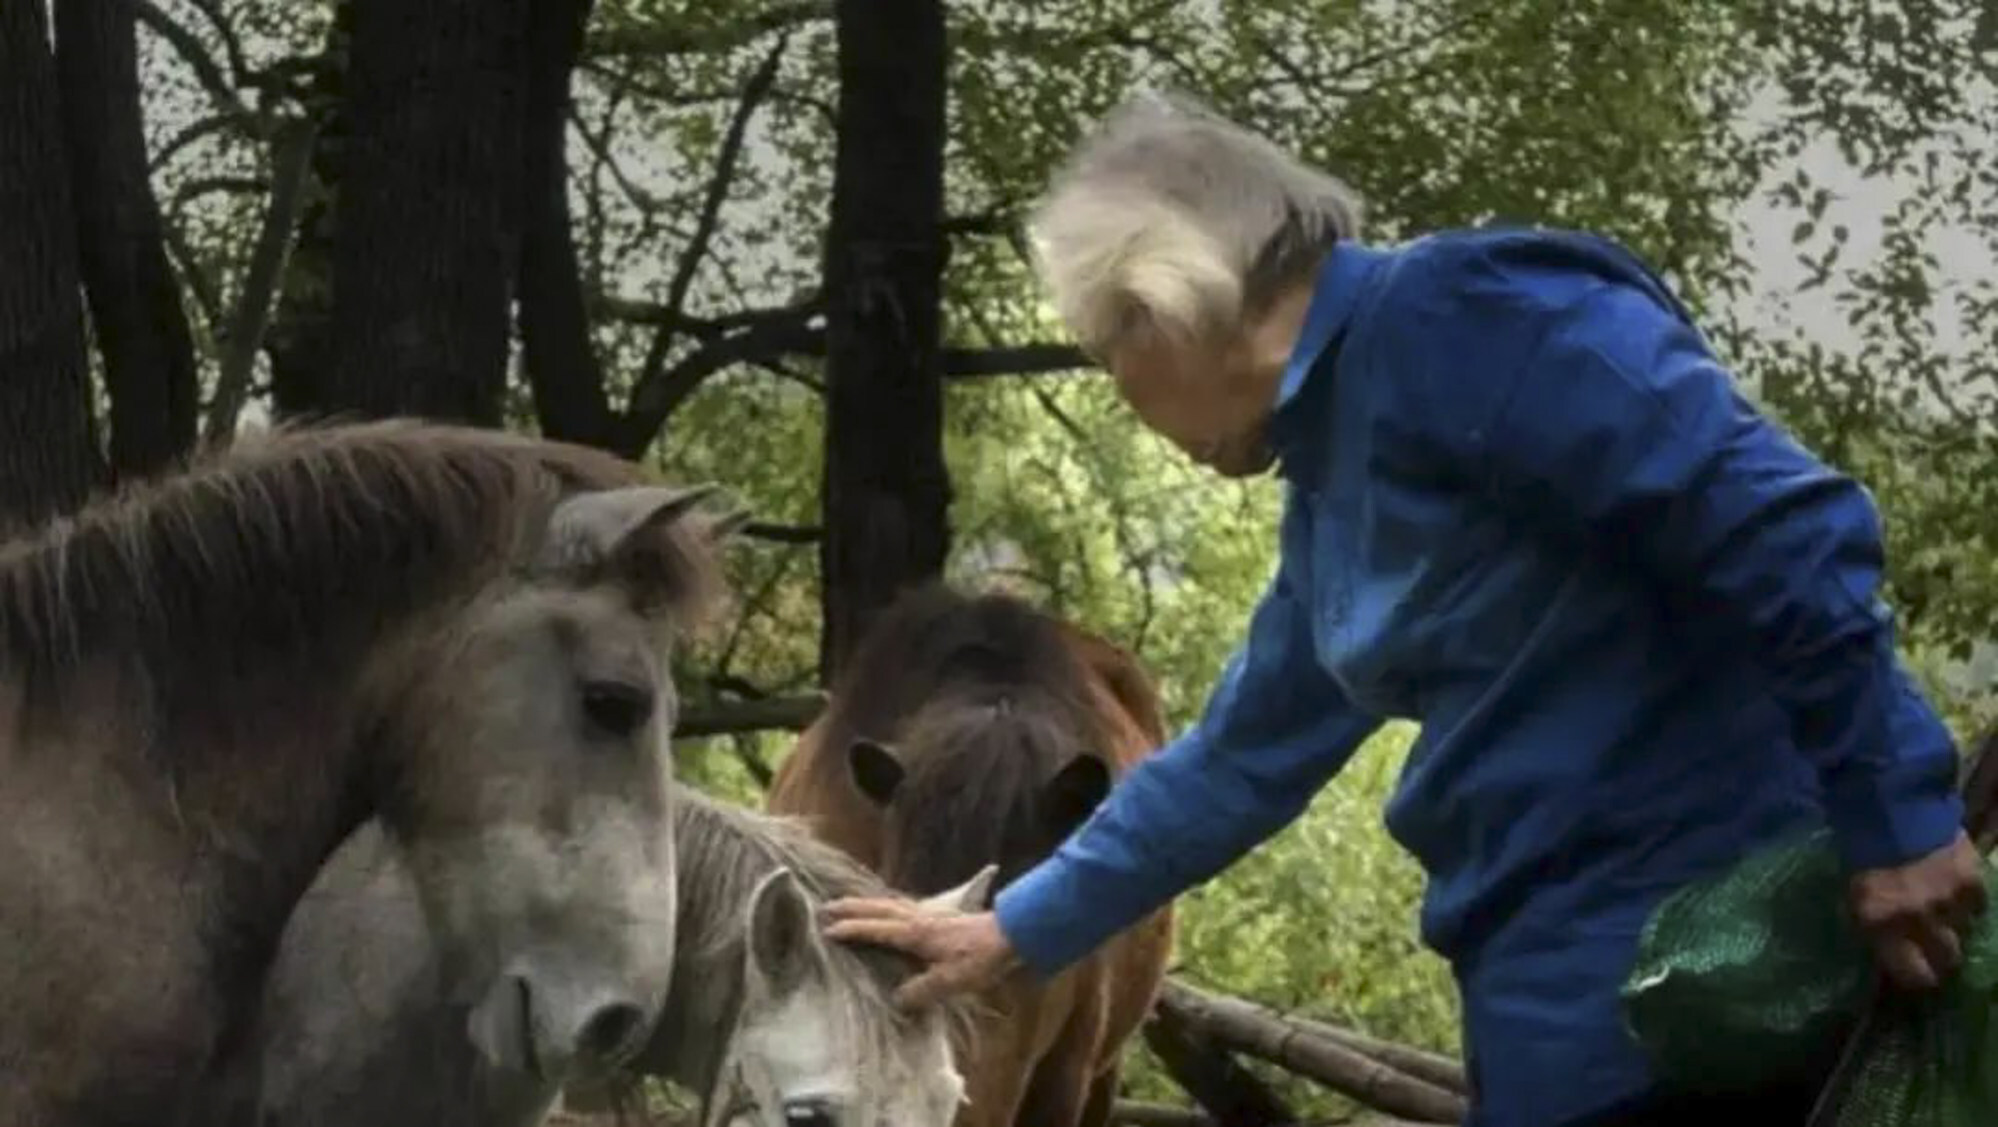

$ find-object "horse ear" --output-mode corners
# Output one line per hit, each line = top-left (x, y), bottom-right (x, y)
(744, 868), (824, 1001)
(917, 863), (998, 914)
(535, 483), (721, 576)
(1043, 753), (1112, 838)
(703, 506), (755, 543)
(847, 738), (906, 807)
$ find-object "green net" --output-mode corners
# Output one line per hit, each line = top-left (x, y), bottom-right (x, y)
(1620, 830), (1998, 1125)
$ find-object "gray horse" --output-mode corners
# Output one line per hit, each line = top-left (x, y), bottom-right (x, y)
(0, 422), (732, 1126)
(225, 788), (982, 1127)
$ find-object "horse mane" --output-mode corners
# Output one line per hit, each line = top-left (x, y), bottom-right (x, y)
(671, 787), (976, 1040)
(1058, 621), (1171, 745)
(0, 419), (720, 709)
(807, 583), (1138, 895)
(813, 584), (1102, 753)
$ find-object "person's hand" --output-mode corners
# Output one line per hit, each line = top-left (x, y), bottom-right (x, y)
(821, 898), (1021, 1010)
(1849, 830), (1987, 991)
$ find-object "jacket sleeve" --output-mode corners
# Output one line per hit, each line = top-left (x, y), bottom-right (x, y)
(1405, 256), (1961, 873)
(993, 508), (1384, 976)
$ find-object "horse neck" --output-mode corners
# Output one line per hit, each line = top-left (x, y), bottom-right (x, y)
(108, 627), (412, 1033)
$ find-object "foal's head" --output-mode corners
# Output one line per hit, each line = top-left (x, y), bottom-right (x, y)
(382, 484), (735, 1082)
(846, 693), (1114, 899)
(707, 867), (987, 1127)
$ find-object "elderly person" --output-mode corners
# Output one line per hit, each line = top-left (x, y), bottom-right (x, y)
(823, 94), (1985, 1127)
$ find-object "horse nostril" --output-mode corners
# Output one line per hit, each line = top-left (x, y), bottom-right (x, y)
(578, 1001), (648, 1061)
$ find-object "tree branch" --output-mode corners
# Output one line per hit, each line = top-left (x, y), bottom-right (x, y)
(740, 521), (823, 544)
(592, 291), (822, 337)
(650, 37), (786, 352)
(1143, 1002), (1296, 1127)
(170, 175), (268, 214)
(1108, 1103), (1216, 1127)
(208, 119), (317, 444)
(579, 59), (839, 127)
(748, 329), (1092, 378)
(729, 734), (775, 787)
(1156, 981), (1466, 1123)
(160, 218), (224, 328)
(128, 0), (255, 123)
(180, 0), (251, 90)
(674, 693), (828, 738)
(618, 36), (790, 454)
(614, 316), (821, 458)
(150, 111), (248, 171)
(565, 102), (674, 216)
(941, 207), (1017, 237)
(1294, 1016), (1467, 1097)
(584, 1), (829, 58)
(943, 341), (1090, 377)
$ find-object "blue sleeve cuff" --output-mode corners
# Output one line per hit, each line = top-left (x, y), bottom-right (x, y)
(1820, 757), (1963, 871)
(992, 856), (1118, 979)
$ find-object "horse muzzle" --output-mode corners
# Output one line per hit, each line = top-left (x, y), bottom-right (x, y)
(467, 961), (656, 1081)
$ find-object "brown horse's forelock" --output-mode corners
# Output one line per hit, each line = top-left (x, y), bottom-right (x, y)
(0, 419), (722, 726)
(809, 584), (1115, 897)
(887, 697), (1101, 898)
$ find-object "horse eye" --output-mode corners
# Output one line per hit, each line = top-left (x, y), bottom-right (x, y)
(580, 679), (652, 738)
(783, 1103), (836, 1127)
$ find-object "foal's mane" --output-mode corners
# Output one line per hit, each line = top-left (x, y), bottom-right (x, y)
(672, 787), (975, 1038)
(0, 420), (717, 697)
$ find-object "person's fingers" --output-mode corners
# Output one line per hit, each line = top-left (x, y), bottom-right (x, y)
(821, 896), (921, 923)
(1876, 933), (1941, 992)
(1911, 915), (1964, 980)
(822, 915), (928, 954)
(893, 966), (962, 1011)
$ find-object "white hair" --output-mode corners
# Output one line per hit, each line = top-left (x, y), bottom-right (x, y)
(1028, 91), (1365, 356)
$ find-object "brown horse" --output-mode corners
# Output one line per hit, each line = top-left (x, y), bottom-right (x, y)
(767, 584), (1174, 1127)
(0, 421), (733, 1126)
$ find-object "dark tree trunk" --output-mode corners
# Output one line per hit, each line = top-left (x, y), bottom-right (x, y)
(0, 0), (104, 532)
(517, 0), (612, 448)
(54, 0), (199, 479)
(816, 0), (950, 679)
(328, 0), (531, 424)
(268, 12), (349, 421)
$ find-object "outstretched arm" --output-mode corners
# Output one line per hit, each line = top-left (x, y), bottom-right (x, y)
(824, 500), (1381, 1003)
(993, 550), (1382, 975)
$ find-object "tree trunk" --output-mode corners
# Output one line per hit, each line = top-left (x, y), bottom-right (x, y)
(208, 119), (318, 444)
(54, 0), (199, 479)
(816, 0), (951, 679)
(1155, 982), (1467, 1124)
(517, 0), (613, 448)
(269, 11), (349, 421)
(0, 0), (103, 532)
(329, 0), (530, 424)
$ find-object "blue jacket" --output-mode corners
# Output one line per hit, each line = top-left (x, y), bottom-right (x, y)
(992, 228), (1965, 1126)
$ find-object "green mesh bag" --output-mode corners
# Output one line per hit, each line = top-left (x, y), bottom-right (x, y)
(1620, 829), (1998, 1125)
